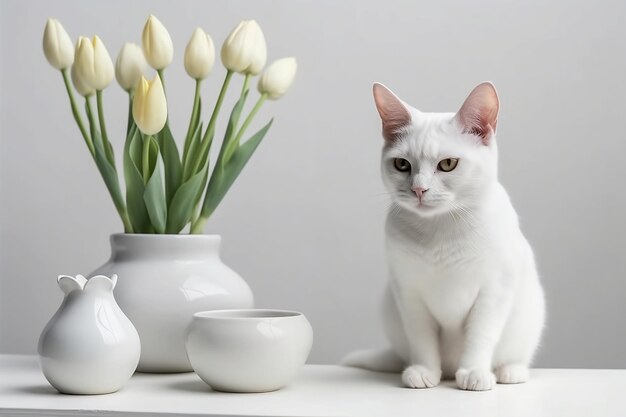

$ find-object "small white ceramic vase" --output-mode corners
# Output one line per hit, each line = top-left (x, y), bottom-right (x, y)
(38, 274), (140, 395)
(91, 234), (254, 373)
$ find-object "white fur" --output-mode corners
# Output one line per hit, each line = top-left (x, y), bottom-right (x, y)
(343, 85), (545, 391)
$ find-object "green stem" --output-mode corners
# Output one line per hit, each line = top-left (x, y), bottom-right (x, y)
(121, 212), (133, 234)
(61, 69), (94, 155)
(126, 91), (134, 135)
(96, 90), (115, 166)
(85, 97), (98, 140)
(142, 134), (152, 184)
(223, 73), (252, 155)
(183, 79), (202, 166)
(191, 215), (207, 234)
(85, 98), (134, 234)
(190, 95), (267, 235)
(186, 71), (233, 178)
(190, 84), (266, 234)
(232, 93), (267, 149)
(191, 204), (201, 225)
(202, 70), (233, 143)
(157, 69), (170, 130)
(241, 73), (251, 96)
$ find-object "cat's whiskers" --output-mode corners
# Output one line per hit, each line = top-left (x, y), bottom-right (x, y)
(450, 202), (479, 233)
(389, 202), (402, 219)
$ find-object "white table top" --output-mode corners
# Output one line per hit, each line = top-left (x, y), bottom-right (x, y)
(0, 354), (624, 417)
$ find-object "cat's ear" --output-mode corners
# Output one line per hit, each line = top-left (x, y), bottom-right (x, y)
(373, 83), (412, 142)
(455, 82), (499, 145)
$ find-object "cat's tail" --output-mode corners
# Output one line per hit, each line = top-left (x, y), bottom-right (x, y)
(341, 348), (405, 373)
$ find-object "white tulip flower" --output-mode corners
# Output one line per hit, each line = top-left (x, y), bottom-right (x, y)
(43, 18), (74, 70)
(142, 15), (173, 70)
(74, 36), (114, 91)
(115, 43), (147, 91)
(132, 75), (168, 135)
(71, 63), (94, 96)
(257, 57), (297, 100)
(74, 37), (95, 88)
(221, 20), (267, 75)
(184, 28), (215, 80)
(91, 36), (114, 90)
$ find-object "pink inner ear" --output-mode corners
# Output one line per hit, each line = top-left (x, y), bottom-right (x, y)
(456, 82), (499, 145)
(373, 83), (411, 142)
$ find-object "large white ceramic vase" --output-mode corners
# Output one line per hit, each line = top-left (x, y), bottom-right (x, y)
(92, 234), (254, 373)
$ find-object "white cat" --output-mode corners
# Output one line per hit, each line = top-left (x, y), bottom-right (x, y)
(343, 82), (545, 391)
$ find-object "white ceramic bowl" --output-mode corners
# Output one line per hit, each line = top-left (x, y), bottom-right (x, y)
(185, 309), (313, 393)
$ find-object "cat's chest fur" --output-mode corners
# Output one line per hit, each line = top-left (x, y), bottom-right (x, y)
(385, 211), (498, 328)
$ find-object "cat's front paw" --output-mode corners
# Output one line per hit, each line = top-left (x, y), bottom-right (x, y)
(402, 365), (442, 389)
(495, 364), (529, 384)
(455, 368), (496, 391)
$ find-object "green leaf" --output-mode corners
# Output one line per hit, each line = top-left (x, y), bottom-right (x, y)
(85, 101), (100, 149)
(194, 91), (248, 203)
(166, 157), (209, 234)
(191, 97), (202, 136)
(222, 132), (239, 164)
(147, 134), (158, 173)
(157, 124), (182, 207)
(219, 91), (248, 163)
(183, 96), (202, 163)
(105, 139), (116, 166)
(84, 99), (132, 231)
(123, 126), (152, 233)
(91, 128), (126, 220)
(143, 137), (167, 233)
(182, 122), (204, 181)
(200, 119), (273, 218)
(129, 130), (147, 174)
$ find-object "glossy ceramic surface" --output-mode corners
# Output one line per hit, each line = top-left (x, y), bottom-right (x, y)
(38, 274), (140, 394)
(92, 234), (254, 373)
(186, 309), (314, 392)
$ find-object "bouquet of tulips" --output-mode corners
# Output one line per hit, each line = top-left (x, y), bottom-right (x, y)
(43, 15), (296, 234)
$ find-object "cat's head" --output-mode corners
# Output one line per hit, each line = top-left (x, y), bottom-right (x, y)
(375, 82), (500, 218)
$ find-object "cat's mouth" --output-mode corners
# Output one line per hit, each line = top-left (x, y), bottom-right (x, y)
(394, 192), (451, 216)
(409, 194), (436, 209)
(417, 201), (437, 211)
(403, 195), (447, 214)
(401, 197), (435, 210)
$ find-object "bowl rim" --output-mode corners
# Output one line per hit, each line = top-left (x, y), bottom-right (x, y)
(193, 309), (305, 320)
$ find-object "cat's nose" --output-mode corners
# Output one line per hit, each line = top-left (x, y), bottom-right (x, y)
(412, 187), (429, 199)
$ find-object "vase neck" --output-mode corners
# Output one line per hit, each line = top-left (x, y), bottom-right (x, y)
(109, 234), (222, 261)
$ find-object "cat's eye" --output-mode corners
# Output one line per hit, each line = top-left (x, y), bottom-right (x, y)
(437, 158), (459, 172)
(393, 158), (411, 172)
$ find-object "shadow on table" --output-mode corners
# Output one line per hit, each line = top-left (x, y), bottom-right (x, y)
(10, 385), (59, 395)
(168, 380), (287, 395)
(168, 379), (214, 393)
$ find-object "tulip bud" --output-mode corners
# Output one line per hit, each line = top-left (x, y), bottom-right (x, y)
(115, 43), (147, 91)
(71, 63), (94, 96)
(221, 20), (267, 75)
(91, 36), (114, 90)
(43, 18), (74, 70)
(132, 75), (168, 135)
(73, 37), (95, 88)
(257, 57), (297, 100)
(142, 15), (173, 70)
(74, 36), (114, 91)
(184, 28), (215, 80)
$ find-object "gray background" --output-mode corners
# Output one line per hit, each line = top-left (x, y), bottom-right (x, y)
(1, 0), (625, 368)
